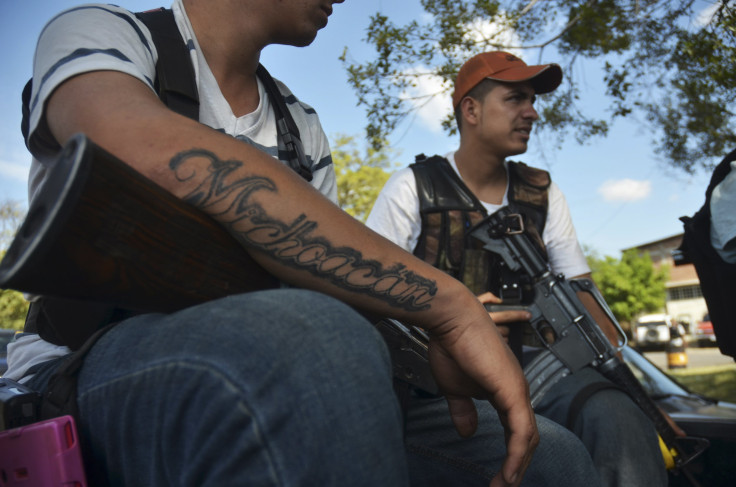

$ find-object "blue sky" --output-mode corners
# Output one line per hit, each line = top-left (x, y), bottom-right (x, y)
(0, 0), (718, 258)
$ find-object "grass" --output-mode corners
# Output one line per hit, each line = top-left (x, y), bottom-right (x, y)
(669, 365), (736, 403)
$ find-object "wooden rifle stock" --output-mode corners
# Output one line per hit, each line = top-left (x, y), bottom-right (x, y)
(0, 134), (278, 313)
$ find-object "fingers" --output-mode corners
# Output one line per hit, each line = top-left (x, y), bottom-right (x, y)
(491, 405), (539, 487)
(489, 310), (532, 324)
(445, 395), (479, 438)
(477, 291), (502, 305)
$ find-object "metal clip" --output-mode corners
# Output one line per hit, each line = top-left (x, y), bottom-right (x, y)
(504, 214), (525, 235)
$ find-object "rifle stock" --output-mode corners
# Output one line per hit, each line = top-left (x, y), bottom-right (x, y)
(0, 134), (278, 313)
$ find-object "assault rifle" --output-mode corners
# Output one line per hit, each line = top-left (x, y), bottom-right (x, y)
(466, 208), (709, 473)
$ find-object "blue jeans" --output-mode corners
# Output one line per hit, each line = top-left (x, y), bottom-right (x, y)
(28, 290), (410, 486)
(404, 393), (602, 486)
(27, 289), (602, 486)
(535, 367), (668, 487)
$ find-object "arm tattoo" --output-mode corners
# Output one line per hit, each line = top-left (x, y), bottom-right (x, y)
(170, 149), (436, 312)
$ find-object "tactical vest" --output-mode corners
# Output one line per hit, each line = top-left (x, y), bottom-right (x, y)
(410, 154), (550, 303)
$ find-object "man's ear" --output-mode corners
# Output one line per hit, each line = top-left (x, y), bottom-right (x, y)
(460, 97), (480, 127)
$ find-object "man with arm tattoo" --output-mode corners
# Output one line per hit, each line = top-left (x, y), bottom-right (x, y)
(6, 1), (596, 485)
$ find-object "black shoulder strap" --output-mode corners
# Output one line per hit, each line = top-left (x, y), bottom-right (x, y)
(135, 8), (199, 121)
(411, 154), (485, 213)
(256, 65), (312, 181)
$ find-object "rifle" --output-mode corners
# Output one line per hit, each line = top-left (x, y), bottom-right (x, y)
(379, 208), (711, 482)
(466, 208), (709, 475)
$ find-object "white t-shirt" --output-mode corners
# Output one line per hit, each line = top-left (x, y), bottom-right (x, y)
(366, 152), (590, 279)
(7, 0), (336, 381)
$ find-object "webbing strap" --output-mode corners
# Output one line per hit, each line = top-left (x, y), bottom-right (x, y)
(135, 8), (199, 121)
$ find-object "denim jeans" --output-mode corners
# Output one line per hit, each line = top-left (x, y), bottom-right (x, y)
(26, 288), (604, 486)
(535, 367), (668, 487)
(28, 290), (410, 486)
(404, 393), (602, 486)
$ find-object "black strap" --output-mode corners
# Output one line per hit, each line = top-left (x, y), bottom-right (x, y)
(135, 8), (199, 121)
(40, 323), (118, 420)
(256, 65), (312, 181)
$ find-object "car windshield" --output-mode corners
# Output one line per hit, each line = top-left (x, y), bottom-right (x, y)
(622, 347), (690, 398)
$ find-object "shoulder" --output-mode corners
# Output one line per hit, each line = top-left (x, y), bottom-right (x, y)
(29, 4), (157, 159)
(270, 76), (328, 154)
(370, 167), (419, 216)
(39, 4), (150, 44)
(272, 77), (321, 126)
(410, 154), (451, 172)
(508, 160), (551, 189)
(381, 166), (418, 196)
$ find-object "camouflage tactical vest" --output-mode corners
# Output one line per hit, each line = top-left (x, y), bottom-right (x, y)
(410, 155), (550, 302)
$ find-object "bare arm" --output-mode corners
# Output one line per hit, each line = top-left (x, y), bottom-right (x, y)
(45, 71), (538, 486)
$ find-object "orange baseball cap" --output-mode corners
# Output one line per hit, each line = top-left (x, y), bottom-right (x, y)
(452, 51), (563, 108)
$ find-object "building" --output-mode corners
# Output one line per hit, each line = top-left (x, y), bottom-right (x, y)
(624, 233), (708, 330)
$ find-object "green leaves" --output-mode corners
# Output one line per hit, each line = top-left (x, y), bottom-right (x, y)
(344, 0), (736, 172)
(587, 248), (668, 324)
(0, 201), (29, 331)
(331, 134), (398, 222)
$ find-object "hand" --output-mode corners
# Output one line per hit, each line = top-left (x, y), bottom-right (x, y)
(476, 292), (532, 344)
(426, 299), (539, 486)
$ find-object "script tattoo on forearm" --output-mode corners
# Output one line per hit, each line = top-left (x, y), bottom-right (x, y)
(170, 149), (436, 311)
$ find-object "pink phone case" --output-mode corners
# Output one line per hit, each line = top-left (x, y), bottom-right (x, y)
(0, 415), (87, 487)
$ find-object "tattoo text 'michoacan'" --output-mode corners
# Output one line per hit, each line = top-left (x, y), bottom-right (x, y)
(170, 149), (436, 311)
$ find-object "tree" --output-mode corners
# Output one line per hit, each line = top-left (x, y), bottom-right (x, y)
(1, 200), (25, 251)
(586, 248), (668, 325)
(332, 134), (398, 222)
(0, 279), (29, 332)
(0, 201), (29, 331)
(0, 201), (28, 330)
(342, 0), (736, 173)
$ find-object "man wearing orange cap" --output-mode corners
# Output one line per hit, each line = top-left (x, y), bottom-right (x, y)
(367, 51), (667, 486)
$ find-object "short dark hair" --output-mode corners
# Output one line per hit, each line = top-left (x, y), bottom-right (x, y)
(454, 79), (502, 132)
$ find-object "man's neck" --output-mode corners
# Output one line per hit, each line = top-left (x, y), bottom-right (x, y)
(185, 1), (265, 116)
(454, 144), (508, 205)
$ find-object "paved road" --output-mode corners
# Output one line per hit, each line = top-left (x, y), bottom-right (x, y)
(643, 345), (735, 370)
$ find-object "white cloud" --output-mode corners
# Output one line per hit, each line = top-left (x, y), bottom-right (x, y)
(598, 179), (651, 202)
(0, 159), (30, 182)
(399, 69), (452, 134)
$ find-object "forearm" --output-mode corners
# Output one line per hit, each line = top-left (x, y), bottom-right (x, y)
(44, 71), (483, 332)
